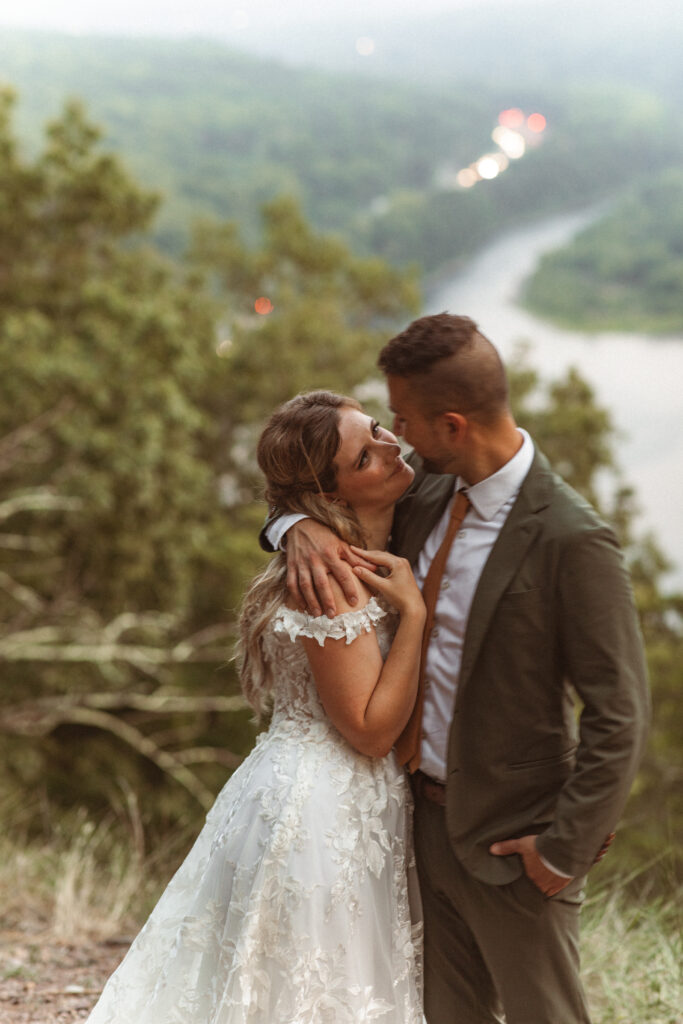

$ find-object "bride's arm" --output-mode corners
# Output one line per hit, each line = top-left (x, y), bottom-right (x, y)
(300, 556), (425, 758)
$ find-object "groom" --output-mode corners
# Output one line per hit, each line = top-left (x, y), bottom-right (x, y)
(266, 314), (649, 1023)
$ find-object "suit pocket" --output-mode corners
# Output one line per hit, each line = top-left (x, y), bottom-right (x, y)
(507, 748), (577, 772)
(502, 584), (542, 596)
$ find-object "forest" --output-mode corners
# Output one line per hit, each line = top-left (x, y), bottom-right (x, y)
(524, 170), (683, 332)
(0, 24), (681, 1021)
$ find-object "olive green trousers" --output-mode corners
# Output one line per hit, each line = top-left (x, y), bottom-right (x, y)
(412, 790), (592, 1024)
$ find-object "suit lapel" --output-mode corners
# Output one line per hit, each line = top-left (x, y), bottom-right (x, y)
(456, 450), (554, 702)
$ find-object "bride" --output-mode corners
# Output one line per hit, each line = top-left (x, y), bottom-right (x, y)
(87, 390), (426, 1023)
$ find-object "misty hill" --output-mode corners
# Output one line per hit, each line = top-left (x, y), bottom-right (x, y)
(0, 28), (679, 275)
(0, 30), (493, 252)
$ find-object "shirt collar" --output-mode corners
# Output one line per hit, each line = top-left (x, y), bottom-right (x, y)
(457, 429), (534, 521)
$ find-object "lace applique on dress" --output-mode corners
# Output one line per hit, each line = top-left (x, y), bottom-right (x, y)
(272, 595), (387, 646)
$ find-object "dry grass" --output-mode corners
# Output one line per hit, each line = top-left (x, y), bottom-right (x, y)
(582, 881), (682, 1024)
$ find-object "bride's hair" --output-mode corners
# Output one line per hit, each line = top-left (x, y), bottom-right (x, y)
(237, 390), (367, 716)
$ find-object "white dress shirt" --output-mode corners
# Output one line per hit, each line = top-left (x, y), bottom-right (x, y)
(414, 429), (534, 781)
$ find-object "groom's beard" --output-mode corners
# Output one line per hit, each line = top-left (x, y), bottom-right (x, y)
(419, 454), (452, 475)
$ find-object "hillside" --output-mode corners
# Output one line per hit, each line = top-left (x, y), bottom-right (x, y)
(523, 170), (683, 333)
(0, 29), (680, 275)
(0, 31), (492, 253)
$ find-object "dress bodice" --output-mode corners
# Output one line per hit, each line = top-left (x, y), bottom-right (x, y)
(263, 597), (397, 726)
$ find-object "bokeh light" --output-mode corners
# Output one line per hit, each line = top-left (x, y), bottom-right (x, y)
(476, 155), (501, 180)
(254, 297), (274, 315)
(492, 126), (526, 159)
(456, 168), (478, 189)
(215, 338), (233, 357)
(355, 37), (376, 56)
(498, 108), (524, 128)
(527, 113), (547, 133)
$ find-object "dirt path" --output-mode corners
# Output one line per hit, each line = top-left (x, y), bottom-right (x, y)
(0, 932), (128, 1023)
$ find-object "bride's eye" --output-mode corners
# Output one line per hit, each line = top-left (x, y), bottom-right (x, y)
(372, 421), (381, 436)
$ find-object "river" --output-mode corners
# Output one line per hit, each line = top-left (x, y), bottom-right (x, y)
(425, 209), (683, 588)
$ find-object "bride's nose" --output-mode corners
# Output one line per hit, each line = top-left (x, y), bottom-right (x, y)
(377, 438), (401, 458)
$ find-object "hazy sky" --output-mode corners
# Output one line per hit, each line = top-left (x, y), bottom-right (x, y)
(0, 0), (581, 36)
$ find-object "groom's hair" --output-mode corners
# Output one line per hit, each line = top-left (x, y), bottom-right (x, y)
(378, 313), (509, 424)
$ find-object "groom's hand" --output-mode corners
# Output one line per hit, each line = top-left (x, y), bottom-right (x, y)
(286, 520), (375, 617)
(489, 835), (571, 897)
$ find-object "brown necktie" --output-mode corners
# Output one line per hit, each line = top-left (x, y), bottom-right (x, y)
(395, 488), (470, 773)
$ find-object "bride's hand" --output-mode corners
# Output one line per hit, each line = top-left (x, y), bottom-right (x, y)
(350, 547), (425, 620)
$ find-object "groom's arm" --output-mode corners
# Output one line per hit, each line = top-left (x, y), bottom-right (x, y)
(260, 513), (374, 617)
(534, 525), (650, 878)
(259, 512), (306, 553)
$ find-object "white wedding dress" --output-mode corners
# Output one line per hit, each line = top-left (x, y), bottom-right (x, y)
(87, 597), (423, 1024)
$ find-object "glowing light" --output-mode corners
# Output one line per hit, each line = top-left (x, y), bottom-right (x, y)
(456, 168), (478, 189)
(491, 126), (526, 159)
(216, 338), (233, 357)
(254, 297), (274, 315)
(498, 108), (524, 128)
(493, 152), (509, 172)
(231, 10), (249, 29)
(476, 156), (501, 180)
(355, 36), (376, 56)
(527, 113), (547, 133)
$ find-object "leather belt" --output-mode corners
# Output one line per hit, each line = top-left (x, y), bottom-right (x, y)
(413, 770), (447, 806)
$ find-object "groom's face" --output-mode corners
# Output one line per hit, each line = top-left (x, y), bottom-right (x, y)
(386, 375), (459, 475)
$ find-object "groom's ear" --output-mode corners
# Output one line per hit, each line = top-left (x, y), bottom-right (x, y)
(442, 411), (467, 438)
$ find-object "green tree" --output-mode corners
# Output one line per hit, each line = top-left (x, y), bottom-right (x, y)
(0, 92), (419, 830)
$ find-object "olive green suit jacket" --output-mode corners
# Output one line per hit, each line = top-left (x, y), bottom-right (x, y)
(392, 447), (650, 884)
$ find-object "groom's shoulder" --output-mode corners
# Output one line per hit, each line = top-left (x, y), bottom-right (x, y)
(529, 449), (612, 541)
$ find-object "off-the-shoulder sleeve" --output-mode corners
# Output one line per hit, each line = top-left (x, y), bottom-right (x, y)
(272, 597), (387, 647)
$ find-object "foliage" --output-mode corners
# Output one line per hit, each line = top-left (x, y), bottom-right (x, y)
(0, 88), (223, 619)
(523, 170), (683, 333)
(581, 875), (682, 1023)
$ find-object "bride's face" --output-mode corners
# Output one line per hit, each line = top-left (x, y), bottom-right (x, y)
(331, 407), (414, 514)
